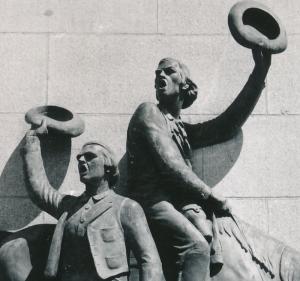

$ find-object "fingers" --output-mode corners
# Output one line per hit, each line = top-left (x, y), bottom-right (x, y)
(27, 118), (48, 137)
(34, 118), (48, 136)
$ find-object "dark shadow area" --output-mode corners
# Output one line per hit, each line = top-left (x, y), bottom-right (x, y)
(191, 129), (243, 188)
(0, 224), (54, 281)
(39, 135), (71, 188)
(117, 130), (243, 196)
(116, 153), (128, 196)
(0, 135), (71, 230)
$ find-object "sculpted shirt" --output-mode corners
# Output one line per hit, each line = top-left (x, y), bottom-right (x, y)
(23, 134), (163, 281)
(126, 72), (265, 208)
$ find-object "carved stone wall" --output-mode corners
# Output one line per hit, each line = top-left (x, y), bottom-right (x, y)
(0, 0), (299, 254)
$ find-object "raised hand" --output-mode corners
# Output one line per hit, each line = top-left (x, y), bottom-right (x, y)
(31, 119), (48, 136)
(208, 189), (232, 215)
(252, 48), (272, 78)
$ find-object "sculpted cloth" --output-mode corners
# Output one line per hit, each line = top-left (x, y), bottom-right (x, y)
(126, 71), (265, 277)
(23, 134), (162, 281)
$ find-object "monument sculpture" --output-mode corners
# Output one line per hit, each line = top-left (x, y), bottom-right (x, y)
(0, 109), (163, 281)
(126, 1), (294, 281)
(0, 1), (299, 281)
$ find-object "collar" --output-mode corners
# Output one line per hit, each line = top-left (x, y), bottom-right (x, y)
(82, 189), (113, 202)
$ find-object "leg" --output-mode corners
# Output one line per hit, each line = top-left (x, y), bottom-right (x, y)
(146, 201), (210, 281)
(181, 204), (212, 243)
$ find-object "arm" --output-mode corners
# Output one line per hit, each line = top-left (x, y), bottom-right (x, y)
(131, 103), (228, 210)
(185, 49), (272, 148)
(121, 199), (163, 281)
(22, 128), (65, 218)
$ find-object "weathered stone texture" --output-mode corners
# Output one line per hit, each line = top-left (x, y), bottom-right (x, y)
(189, 115), (300, 198)
(0, 0), (157, 33)
(268, 35), (300, 114)
(230, 198), (268, 233)
(0, 34), (47, 113)
(48, 34), (266, 115)
(268, 199), (300, 251)
(0, 0), (297, 253)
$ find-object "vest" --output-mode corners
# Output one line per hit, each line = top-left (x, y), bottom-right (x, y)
(86, 193), (129, 279)
(48, 191), (129, 280)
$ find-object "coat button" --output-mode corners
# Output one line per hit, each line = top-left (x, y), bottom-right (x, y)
(85, 205), (90, 210)
(80, 218), (85, 223)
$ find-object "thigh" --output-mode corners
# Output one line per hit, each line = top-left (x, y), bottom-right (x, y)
(146, 201), (206, 250)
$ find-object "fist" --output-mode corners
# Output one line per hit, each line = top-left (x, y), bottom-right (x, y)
(31, 119), (48, 136)
(252, 48), (272, 75)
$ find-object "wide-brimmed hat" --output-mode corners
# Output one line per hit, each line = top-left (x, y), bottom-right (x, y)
(25, 105), (85, 137)
(228, 0), (287, 54)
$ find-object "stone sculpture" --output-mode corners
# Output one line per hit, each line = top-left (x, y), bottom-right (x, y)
(125, 2), (292, 280)
(0, 2), (298, 281)
(0, 118), (163, 281)
(126, 49), (271, 281)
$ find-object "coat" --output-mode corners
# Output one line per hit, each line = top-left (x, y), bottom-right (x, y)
(23, 134), (163, 281)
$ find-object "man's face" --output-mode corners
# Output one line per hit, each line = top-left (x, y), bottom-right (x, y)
(155, 59), (183, 101)
(77, 144), (105, 185)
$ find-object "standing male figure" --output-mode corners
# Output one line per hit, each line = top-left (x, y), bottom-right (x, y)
(19, 121), (163, 281)
(126, 49), (271, 281)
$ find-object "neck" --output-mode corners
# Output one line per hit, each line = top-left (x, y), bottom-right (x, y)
(158, 95), (184, 119)
(85, 180), (110, 196)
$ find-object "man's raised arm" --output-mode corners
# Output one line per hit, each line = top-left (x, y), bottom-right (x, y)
(22, 124), (65, 218)
(185, 49), (271, 148)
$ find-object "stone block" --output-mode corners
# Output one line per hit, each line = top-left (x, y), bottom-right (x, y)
(189, 115), (300, 197)
(158, 0), (237, 34)
(230, 198), (268, 233)
(0, 0), (157, 33)
(268, 35), (300, 114)
(158, 0), (274, 35)
(48, 34), (266, 115)
(0, 34), (47, 113)
(48, 35), (158, 114)
(268, 198), (300, 252)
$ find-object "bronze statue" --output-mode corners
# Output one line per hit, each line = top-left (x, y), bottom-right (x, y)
(125, 47), (300, 281)
(0, 120), (163, 281)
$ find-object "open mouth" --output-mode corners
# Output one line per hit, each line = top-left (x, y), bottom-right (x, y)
(156, 79), (167, 89)
(79, 165), (88, 174)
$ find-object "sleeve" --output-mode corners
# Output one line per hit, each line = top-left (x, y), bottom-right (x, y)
(22, 131), (67, 218)
(131, 103), (212, 201)
(184, 68), (266, 148)
(121, 199), (163, 281)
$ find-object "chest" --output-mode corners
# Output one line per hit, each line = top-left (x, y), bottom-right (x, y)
(64, 198), (121, 238)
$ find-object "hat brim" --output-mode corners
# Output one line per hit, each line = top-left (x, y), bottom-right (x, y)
(25, 106), (85, 137)
(228, 0), (287, 54)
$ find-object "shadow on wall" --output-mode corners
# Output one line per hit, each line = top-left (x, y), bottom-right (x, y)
(116, 129), (243, 196)
(0, 135), (71, 231)
(192, 129), (244, 188)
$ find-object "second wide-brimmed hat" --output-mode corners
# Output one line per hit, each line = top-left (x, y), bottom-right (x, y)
(228, 0), (287, 54)
(25, 105), (85, 137)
